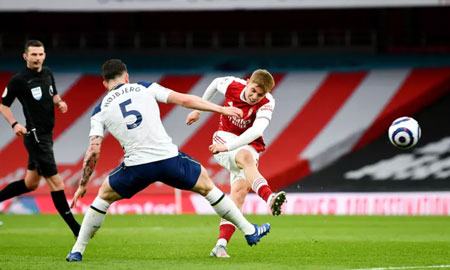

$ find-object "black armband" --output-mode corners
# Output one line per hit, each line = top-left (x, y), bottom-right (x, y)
(11, 121), (18, 129)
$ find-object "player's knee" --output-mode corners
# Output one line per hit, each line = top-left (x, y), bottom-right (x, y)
(231, 186), (249, 204)
(195, 180), (214, 196)
(230, 191), (246, 206)
(236, 150), (256, 167)
(52, 182), (65, 190)
(45, 174), (65, 191)
(24, 174), (40, 190)
(98, 189), (119, 204)
(238, 186), (250, 197)
(98, 179), (121, 203)
(25, 181), (39, 191)
(192, 170), (214, 196)
(99, 192), (114, 203)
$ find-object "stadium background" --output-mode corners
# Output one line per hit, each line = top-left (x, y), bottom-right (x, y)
(1, 0), (450, 216)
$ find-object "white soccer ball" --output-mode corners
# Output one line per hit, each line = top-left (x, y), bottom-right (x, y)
(388, 116), (421, 149)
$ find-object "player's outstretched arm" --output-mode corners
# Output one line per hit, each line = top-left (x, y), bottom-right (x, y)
(168, 91), (243, 118)
(71, 135), (103, 208)
(185, 77), (227, 125)
(0, 104), (27, 136)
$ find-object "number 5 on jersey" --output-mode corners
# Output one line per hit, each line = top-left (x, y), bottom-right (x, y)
(119, 99), (142, 129)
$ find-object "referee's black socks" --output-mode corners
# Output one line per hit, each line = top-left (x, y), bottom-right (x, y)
(0, 179), (30, 202)
(51, 190), (81, 237)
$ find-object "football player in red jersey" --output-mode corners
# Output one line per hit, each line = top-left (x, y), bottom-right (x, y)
(186, 69), (287, 258)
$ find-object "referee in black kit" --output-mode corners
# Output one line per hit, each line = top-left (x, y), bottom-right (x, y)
(0, 40), (80, 237)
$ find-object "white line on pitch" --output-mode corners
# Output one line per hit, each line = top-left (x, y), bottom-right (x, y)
(352, 264), (450, 270)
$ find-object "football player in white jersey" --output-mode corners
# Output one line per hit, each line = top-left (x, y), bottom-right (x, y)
(186, 69), (287, 258)
(66, 59), (271, 262)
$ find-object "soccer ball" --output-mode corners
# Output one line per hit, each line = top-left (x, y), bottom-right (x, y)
(388, 116), (421, 149)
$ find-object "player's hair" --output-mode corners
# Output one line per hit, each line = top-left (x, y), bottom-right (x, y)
(249, 69), (275, 93)
(102, 59), (128, 81)
(24, 40), (44, 52)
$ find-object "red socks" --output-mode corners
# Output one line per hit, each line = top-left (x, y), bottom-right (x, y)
(252, 178), (273, 202)
(218, 223), (236, 242)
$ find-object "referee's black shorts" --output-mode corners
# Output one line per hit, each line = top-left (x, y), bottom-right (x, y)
(24, 131), (58, 177)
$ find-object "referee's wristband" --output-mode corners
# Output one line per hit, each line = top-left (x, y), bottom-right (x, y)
(11, 121), (18, 129)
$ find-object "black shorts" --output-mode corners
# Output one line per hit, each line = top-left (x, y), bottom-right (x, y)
(23, 131), (58, 177)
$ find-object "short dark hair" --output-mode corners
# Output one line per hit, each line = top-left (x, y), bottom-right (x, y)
(24, 40), (44, 52)
(102, 59), (127, 81)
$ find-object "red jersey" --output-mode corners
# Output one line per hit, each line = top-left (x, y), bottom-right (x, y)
(218, 79), (275, 152)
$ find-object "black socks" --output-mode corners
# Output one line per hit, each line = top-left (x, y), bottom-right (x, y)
(0, 180), (81, 237)
(51, 190), (81, 237)
(0, 179), (29, 202)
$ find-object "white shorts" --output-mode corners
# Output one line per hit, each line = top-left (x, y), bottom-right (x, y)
(212, 131), (260, 185)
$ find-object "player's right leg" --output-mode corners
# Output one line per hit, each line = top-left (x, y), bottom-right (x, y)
(235, 149), (287, 216)
(211, 178), (250, 258)
(66, 177), (121, 262)
(192, 166), (270, 247)
(0, 169), (39, 202)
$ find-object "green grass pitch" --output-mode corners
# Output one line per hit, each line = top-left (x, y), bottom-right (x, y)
(0, 215), (449, 270)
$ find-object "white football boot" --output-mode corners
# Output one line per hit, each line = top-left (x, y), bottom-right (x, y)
(210, 244), (230, 258)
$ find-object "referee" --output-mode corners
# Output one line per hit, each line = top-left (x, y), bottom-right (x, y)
(0, 40), (80, 237)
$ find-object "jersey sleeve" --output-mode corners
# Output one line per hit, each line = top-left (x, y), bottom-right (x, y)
(50, 71), (58, 95)
(201, 76), (237, 102)
(1, 77), (21, 107)
(255, 96), (275, 121)
(147, 83), (173, 103)
(225, 117), (270, 151)
(216, 76), (237, 95)
(88, 104), (105, 137)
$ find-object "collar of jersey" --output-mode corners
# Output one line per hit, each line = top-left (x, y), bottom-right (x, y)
(26, 67), (43, 75)
(111, 83), (125, 91)
(240, 87), (250, 104)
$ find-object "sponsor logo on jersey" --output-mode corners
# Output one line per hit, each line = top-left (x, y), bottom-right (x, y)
(31, 86), (42, 100)
(1, 87), (7, 98)
(49, 85), (54, 96)
(228, 115), (252, 129)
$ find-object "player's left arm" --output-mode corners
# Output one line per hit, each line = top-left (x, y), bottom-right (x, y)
(71, 135), (103, 208)
(50, 72), (68, 113)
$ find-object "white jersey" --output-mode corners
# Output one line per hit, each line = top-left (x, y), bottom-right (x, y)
(89, 82), (178, 166)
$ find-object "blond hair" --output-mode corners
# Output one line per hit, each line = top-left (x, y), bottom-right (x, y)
(249, 69), (275, 93)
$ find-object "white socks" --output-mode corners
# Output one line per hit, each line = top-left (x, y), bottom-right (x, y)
(217, 238), (227, 247)
(204, 186), (255, 235)
(71, 187), (256, 255)
(252, 177), (268, 194)
(71, 196), (110, 254)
